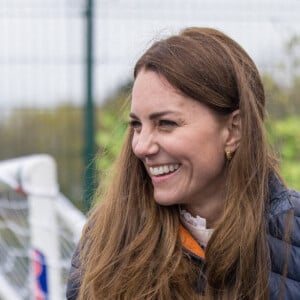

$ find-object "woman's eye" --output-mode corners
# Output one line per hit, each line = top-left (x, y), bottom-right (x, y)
(129, 120), (141, 130)
(159, 120), (177, 127)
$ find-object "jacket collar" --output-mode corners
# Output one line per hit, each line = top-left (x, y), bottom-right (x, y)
(179, 224), (205, 259)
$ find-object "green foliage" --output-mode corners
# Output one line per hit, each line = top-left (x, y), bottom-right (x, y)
(267, 117), (300, 191)
(95, 82), (131, 189)
(263, 34), (300, 190)
(96, 107), (128, 176)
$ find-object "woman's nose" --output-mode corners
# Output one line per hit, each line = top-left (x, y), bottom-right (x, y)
(132, 131), (159, 159)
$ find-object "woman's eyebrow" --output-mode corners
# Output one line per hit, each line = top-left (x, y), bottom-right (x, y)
(129, 112), (139, 119)
(129, 111), (179, 120)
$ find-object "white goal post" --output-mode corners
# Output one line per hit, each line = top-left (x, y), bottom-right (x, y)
(0, 154), (86, 300)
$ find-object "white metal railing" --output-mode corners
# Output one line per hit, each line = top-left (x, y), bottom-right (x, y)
(0, 154), (86, 300)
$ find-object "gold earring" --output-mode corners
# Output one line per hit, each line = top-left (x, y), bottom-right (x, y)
(225, 150), (232, 161)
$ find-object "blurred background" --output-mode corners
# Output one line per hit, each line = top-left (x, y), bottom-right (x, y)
(1, 0), (300, 212)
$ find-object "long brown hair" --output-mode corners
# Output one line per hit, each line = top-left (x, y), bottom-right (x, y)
(78, 27), (279, 299)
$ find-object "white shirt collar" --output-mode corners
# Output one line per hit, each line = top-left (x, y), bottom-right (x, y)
(179, 208), (214, 247)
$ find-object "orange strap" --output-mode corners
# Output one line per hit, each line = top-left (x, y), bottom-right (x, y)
(179, 224), (205, 259)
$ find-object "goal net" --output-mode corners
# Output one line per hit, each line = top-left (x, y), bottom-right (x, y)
(0, 154), (86, 300)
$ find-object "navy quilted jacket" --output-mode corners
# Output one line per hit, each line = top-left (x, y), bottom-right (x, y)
(66, 175), (300, 299)
(268, 175), (300, 299)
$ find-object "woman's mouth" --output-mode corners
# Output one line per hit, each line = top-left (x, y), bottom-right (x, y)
(149, 164), (180, 176)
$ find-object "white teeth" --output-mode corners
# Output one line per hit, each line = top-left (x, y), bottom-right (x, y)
(149, 164), (179, 176)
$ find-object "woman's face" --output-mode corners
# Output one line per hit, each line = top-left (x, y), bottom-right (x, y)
(130, 70), (233, 215)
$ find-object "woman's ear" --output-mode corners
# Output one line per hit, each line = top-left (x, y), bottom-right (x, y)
(224, 110), (241, 152)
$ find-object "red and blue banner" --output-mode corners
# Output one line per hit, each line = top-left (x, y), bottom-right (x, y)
(32, 249), (49, 300)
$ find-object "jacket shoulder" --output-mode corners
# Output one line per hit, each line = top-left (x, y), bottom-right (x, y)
(268, 188), (300, 246)
(268, 186), (300, 299)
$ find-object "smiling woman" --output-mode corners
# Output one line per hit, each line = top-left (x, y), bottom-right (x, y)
(67, 27), (300, 300)
(130, 70), (238, 222)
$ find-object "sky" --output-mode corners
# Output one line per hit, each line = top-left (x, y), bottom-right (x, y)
(0, 0), (300, 109)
